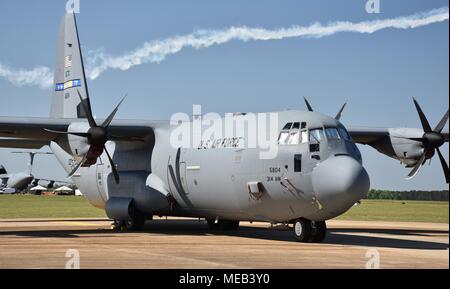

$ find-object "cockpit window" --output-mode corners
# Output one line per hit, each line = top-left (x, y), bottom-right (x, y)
(309, 128), (325, 143)
(279, 122), (308, 145)
(278, 131), (290, 144)
(283, 123), (293, 130)
(325, 128), (341, 140)
(288, 131), (300, 145)
(338, 125), (352, 141)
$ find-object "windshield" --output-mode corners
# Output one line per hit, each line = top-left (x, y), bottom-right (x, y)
(325, 128), (341, 139)
(309, 129), (325, 142)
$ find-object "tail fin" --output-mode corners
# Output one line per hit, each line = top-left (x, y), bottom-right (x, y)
(11, 152), (53, 175)
(50, 12), (90, 119)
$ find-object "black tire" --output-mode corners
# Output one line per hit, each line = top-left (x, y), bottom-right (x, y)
(220, 220), (239, 230)
(293, 218), (312, 242)
(206, 219), (239, 230)
(310, 221), (327, 243)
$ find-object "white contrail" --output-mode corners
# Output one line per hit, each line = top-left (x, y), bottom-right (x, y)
(0, 64), (53, 89)
(1, 7), (448, 89)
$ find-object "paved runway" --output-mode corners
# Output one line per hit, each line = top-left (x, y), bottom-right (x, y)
(0, 218), (448, 269)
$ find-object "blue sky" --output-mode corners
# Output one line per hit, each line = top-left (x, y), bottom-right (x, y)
(0, 0), (448, 190)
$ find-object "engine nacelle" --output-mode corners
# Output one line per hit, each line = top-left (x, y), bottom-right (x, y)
(369, 128), (425, 167)
(67, 122), (91, 157)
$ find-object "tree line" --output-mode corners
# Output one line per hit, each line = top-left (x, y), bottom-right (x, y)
(367, 189), (449, 201)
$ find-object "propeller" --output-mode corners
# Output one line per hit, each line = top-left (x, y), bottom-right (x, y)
(45, 89), (126, 184)
(303, 97), (347, 120)
(405, 98), (449, 183)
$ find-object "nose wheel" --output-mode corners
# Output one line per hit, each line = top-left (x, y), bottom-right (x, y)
(293, 219), (327, 243)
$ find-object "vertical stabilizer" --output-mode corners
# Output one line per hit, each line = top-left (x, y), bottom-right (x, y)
(50, 13), (90, 119)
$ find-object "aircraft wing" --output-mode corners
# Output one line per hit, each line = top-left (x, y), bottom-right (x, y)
(0, 138), (50, 149)
(347, 126), (391, 145)
(348, 126), (449, 145)
(0, 116), (165, 149)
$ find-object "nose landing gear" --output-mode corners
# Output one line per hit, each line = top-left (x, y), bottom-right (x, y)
(293, 218), (327, 243)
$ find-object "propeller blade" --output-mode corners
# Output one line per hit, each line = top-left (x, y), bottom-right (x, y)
(109, 135), (145, 142)
(76, 89), (97, 128)
(436, 148), (449, 184)
(101, 95), (127, 128)
(433, 109), (449, 133)
(412, 97), (432, 133)
(44, 129), (89, 138)
(67, 155), (87, 178)
(406, 152), (427, 180)
(104, 146), (120, 184)
(335, 103), (347, 120)
(304, 97), (314, 112)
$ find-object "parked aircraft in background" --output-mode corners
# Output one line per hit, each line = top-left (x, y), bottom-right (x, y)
(0, 152), (71, 194)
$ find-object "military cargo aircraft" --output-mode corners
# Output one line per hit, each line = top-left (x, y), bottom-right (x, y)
(0, 13), (448, 242)
(0, 151), (53, 194)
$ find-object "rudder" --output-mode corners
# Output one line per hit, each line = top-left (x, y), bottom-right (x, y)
(50, 12), (90, 119)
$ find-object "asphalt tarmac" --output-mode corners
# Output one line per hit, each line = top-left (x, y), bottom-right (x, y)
(0, 218), (447, 269)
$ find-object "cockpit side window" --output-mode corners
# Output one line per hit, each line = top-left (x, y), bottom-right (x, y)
(278, 131), (290, 144)
(309, 128), (325, 143)
(283, 123), (293, 130)
(288, 131), (300, 145)
(278, 122), (308, 145)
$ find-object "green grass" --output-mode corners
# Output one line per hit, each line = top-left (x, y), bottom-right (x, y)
(0, 196), (448, 223)
(0, 195), (105, 219)
(337, 199), (449, 223)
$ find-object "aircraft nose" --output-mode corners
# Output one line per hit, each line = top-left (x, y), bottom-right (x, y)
(312, 155), (370, 216)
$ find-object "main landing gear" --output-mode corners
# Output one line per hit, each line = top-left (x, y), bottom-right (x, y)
(293, 218), (327, 243)
(206, 218), (240, 230)
(111, 211), (148, 231)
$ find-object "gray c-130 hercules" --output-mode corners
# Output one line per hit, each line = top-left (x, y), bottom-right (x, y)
(0, 13), (448, 242)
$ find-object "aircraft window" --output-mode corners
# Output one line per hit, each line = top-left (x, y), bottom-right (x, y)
(309, 129), (325, 143)
(325, 128), (341, 139)
(292, 122), (300, 129)
(288, 131), (300, 145)
(301, 131), (308, 143)
(283, 123), (293, 130)
(278, 132), (290, 144)
(338, 126), (352, 141)
(294, 154), (302, 172)
(301, 122), (307, 129)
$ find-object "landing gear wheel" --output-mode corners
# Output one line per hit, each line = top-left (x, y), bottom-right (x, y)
(293, 218), (312, 242)
(310, 221), (327, 243)
(111, 220), (126, 231)
(125, 211), (146, 231)
(206, 219), (240, 230)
